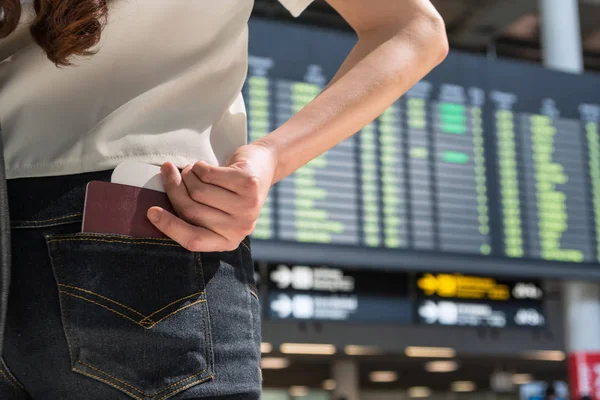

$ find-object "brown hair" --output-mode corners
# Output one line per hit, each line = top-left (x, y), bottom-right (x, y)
(0, 0), (108, 66)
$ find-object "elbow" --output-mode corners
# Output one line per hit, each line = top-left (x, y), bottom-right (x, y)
(415, 10), (449, 67)
(430, 13), (450, 65)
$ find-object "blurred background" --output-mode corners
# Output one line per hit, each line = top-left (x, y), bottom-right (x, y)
(244, 0), (600, 399)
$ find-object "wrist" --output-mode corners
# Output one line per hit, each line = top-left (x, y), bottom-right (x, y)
(251, 136), (284, 185)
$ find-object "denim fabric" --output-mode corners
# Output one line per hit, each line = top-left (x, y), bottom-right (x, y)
(0, 131), (12, 360)
(1, 171), (261, 399)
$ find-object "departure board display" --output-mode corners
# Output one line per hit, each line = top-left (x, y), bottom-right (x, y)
(244, 19), (600, 279)
(489, 61), (600, 264)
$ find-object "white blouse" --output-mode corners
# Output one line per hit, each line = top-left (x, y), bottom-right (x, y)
(0, 0), (313, 179)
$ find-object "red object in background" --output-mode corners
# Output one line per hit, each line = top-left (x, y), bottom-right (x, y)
(569, 352), (600, 400)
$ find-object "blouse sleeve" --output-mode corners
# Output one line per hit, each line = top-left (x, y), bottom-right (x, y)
(278, 0), (314, 17)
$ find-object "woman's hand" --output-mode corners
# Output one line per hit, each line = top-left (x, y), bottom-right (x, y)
(147, 143), (277, 252)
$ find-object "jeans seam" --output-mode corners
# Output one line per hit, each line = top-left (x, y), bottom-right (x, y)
(196, 254), (215, 381)
(12, 221), (81, 229)
(47, 237), (181, 248)
(58, 284), (146, 317)
(58, 291), (206, 329)
(139, 292), (205, 324)
(48, 233), (176, 242)
(238, 242), (260, 388)
(76, 360), (210, 398)
(248, 285), (259, 300)
(0, 369), (23, 393)
(47, 242), (81, 368)
(11, 213), (83, 224)
(156, 375), (215, 400)
(59, 291), (147, 326)
(58, 283), (207, 325)
(0, 357), (28, 395)
(72, 367), (144, 400)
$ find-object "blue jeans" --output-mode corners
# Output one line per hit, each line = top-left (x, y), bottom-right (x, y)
(0, 170), (261, 399)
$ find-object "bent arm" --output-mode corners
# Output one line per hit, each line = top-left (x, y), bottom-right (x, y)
(254, 0), (449, 184)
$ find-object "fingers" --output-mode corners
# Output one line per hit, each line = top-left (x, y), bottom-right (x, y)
(181, 166), (240, 214)
(150, 161), (261, 252)
(191, 161), (261, 197)
(146, 207), (235, 252)
(160, 162), (194, 211)
(161, 163), (231, 228)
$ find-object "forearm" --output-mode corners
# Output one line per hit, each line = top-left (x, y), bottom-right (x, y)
(255, 11), (448, 184)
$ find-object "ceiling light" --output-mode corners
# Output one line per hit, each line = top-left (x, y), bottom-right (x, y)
(344, 345), (383, 356)
(322, 379), (336, 391)
(289, 386), (309, 397)
(408, 387), (432, 398)
(425, 360), (458, 373)
(261, 342), (273, 354)
(261, 357), (290, 369)
(522, 350), (565, 361)
(512, 374), (533, 385)
(405, 346), (456, 358)
(452, 381), (476, 392)
(369, 371), (398, 383)
(280, 343), (336, 355)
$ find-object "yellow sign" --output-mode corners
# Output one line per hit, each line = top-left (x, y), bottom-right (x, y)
(417, 273), (510, 301)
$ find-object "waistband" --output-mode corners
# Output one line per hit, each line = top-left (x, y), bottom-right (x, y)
(8, 170), (114, 229)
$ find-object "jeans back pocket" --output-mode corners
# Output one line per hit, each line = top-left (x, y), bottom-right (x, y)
(45, 233), (214, 400)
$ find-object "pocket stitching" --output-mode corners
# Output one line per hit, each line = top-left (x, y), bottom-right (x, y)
(157, 375), (214, 400)
(0, 358), (26, 393)
(59, 284), (146, 317)
(146, 299), (206, 328)
(0, 369), (23, 393)
(48, 237), (181, 248)
(139, 292), (204, 324)
(12, 213), (83, 224)
(59, 290), (144, 326)
(46, 233), (180, 244)
(72, 367), (144, 400)
(76, 360), (211, 398)
(11, 213), (84, 229)
(59, 290), (207, 329)
(48, 236), (214, 398)
(74, 294), (212, 399)
(58, 284), (207, 328)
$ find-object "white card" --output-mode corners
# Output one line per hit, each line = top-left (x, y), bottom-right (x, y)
(111, 160), (165, 193)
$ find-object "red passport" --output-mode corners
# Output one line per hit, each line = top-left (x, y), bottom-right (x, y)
(82, 181), (175, 238)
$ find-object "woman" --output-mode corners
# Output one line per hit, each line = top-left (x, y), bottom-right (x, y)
(0, 0), (447, 399)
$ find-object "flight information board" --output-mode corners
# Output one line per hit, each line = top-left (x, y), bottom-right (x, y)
(244, 19), (600, 279)
(489, 62), (600, 264)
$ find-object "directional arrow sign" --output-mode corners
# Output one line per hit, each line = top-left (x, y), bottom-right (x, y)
(270, 265), (292, 289)
(418, 300), (439, 324)
(270, 294), (293, 318)
(417, 274), (438, 295)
